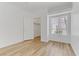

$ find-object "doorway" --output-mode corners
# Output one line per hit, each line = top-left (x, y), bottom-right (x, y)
(33, 17), (41, 40)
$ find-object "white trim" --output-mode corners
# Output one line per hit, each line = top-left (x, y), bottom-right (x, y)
(48, 10), (72, 17)
(71, 43), (77, 56)
(0, 40), (23, 48)
(41, 39), (48, 43)
(47, 15), (49, 41)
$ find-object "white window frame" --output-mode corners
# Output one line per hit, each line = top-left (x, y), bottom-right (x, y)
(47, 11), (72, 37)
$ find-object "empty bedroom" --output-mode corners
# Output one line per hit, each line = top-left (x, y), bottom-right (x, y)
(0, 2), (79, 56)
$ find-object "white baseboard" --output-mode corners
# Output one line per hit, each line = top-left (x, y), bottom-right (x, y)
(70, 35), (79, 56)
(0, 40), (23, 48)
(41, 39), (48, 43)
(49, 39), (70, 44)
(71, 43), (78, 56)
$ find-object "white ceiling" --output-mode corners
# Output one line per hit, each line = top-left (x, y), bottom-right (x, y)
(10, 2), (72, 13)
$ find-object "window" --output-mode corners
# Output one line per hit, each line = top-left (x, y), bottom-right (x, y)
(49, 14), (68, 35)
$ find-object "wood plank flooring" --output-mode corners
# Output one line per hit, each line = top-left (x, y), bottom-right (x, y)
(0, 37), (75, 56)
(47, 41), (75, 56)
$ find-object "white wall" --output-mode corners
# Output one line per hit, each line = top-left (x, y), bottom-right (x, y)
(0, 3), (23, 48)
(41, 10), (48, 42)
(24, 14), (34, 40)
(71, 2), (79, 55)
(0, 3), (34, 48)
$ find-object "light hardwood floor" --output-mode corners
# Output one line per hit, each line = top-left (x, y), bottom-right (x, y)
(0, 37), (75, 56)
(0, 37), (47, 56)
(47, 41), (75, 56)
